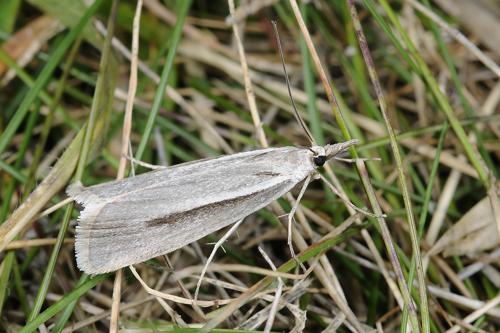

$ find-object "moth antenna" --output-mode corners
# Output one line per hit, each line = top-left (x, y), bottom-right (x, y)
(271, 21), (316, 146)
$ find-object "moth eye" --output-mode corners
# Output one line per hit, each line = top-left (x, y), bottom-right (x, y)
(314, 155), (327, 167)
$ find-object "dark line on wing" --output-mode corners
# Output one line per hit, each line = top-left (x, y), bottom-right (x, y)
(84, 191), (257, 236)
(146, 192), (256, 227)
(146, 185), (277, 227)
(254, 171), (281, 176)
(246, 151), (273, 161)
(85, 172), (285, 228)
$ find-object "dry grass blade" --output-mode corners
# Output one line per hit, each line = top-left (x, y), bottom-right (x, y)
(109, 0), (142, 331)
(429, 197), (500, 256)
(227, 0), (268, 148)
(408, 0), (500, 77)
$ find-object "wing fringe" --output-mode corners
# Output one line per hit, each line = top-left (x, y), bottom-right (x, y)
(67, 181), (107, 273)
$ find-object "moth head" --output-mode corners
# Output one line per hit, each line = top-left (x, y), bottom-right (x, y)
(310, 146), (327, 166)
(311, 139), (360, 167)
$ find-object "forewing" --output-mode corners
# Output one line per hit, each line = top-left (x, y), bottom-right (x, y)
(68, 147), (314, 274)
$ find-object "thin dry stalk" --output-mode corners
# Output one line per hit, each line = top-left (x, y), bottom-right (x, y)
(4, 238), (73, 250)
(425, 157), (465, 246)
(428, 285), (500, 318)
(110, 1), (142, 331)
(128, 265), (233, 307)
(408, 0), (500, 77)
(444, 294), (500, 333)
(227, 0), (268, 148)
(116, 0), (142, 179)
(258, 246), (283, 333)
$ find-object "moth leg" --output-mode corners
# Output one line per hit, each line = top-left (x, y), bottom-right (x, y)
(287, 175), (311, 272)
(318, 174), (385, 218)
(194, 219), (244, 301)
(126, 155), (168, 170)
(334, 156), (381, 163)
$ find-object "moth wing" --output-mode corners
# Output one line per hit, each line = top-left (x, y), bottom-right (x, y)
(68, 147), (314, 274)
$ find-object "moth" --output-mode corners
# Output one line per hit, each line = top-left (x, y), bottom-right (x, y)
(68, 140), (358, 274)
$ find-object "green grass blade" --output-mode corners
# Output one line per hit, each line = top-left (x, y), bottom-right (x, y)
(0, 0), (102, 156)
(300, 4), (324, 145)
(20, 274), (107, 333)
(135, 0), (193, 161)
(0, 0), (21, 34)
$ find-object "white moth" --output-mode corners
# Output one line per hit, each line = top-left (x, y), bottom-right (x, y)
(68, 140), (358, 274)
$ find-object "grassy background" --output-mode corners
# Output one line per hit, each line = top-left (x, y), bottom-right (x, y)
(0, 0), (499, 332)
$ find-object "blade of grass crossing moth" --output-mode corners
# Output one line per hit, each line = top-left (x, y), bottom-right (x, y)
(111, 0), (142, 330)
